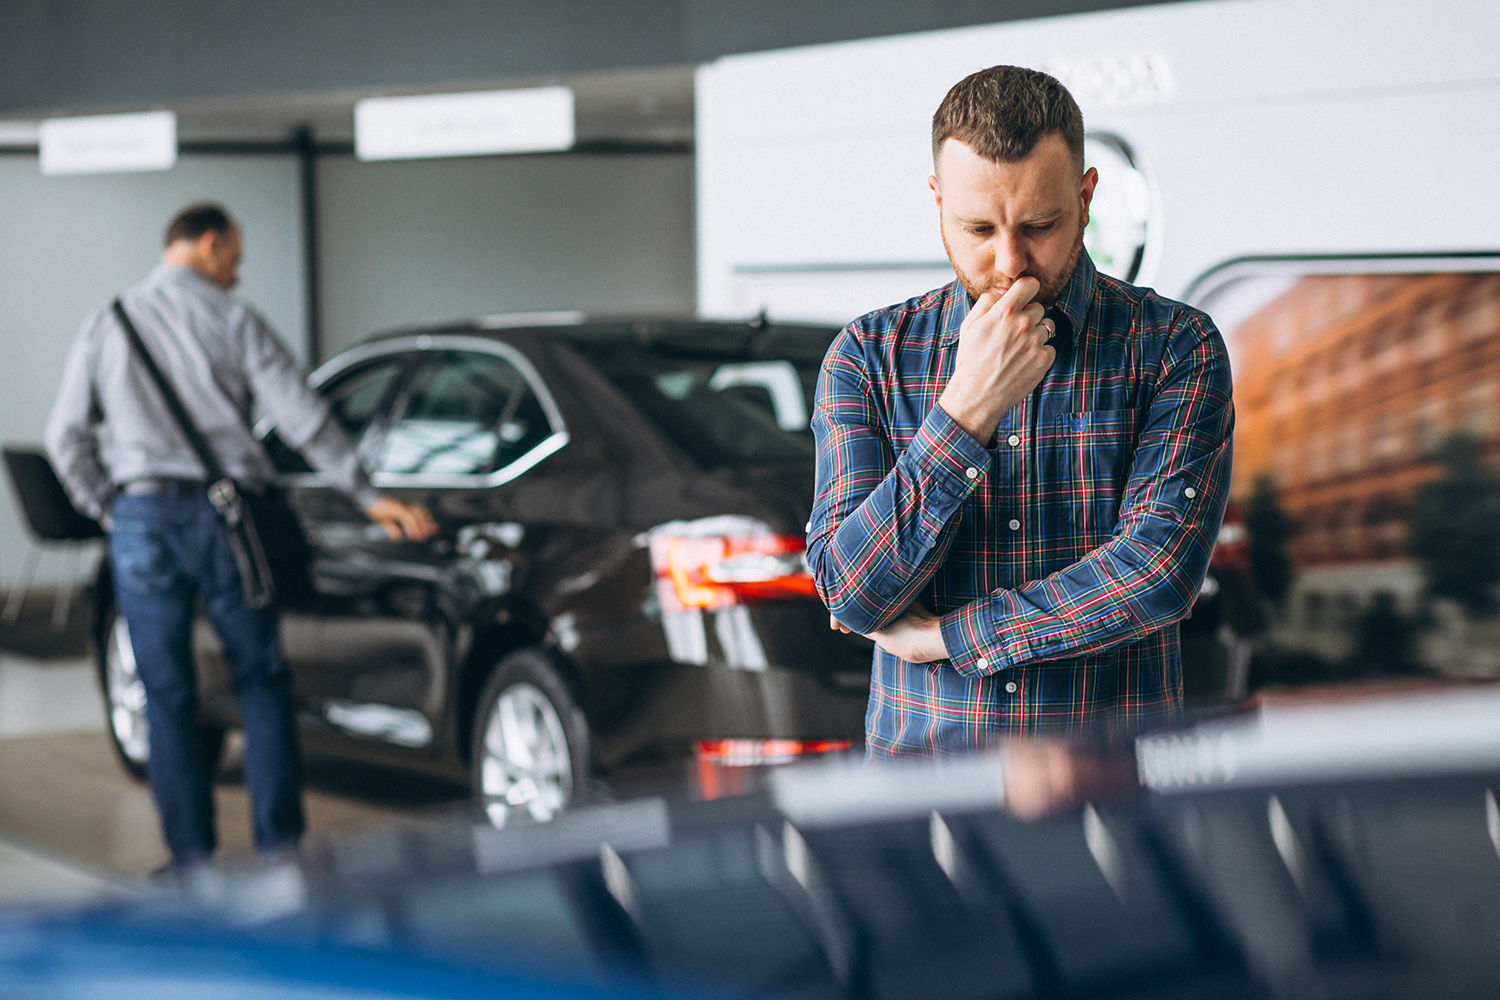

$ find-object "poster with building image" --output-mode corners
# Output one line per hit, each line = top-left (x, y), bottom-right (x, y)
(1200, 264), (1500, 684)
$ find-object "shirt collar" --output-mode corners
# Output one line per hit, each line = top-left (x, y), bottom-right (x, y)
(1053, 248), (1096, 342)
(939, 249), (1098, 346)
(149, 262), (226, 297)
(939, 279), (970, 344)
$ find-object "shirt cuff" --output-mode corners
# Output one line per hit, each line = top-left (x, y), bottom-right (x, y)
(906, 403), (995, 497)
(940, 599), (1007, 677)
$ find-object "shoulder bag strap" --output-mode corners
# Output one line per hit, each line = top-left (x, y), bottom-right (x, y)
(110, 297), (229, 485)
(112, 298), (276, 608)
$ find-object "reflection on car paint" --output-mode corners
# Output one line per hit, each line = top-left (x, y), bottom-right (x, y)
(323, 700), (434, 747)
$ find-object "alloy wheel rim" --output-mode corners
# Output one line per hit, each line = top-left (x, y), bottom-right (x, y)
(479, 682), (572, 827)
(106, 615), (149, 765)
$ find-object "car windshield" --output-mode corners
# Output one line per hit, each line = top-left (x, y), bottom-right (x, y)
(557, 322), (836, 469)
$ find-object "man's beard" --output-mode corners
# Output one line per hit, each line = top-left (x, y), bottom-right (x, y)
(942, 220), (1085, 307)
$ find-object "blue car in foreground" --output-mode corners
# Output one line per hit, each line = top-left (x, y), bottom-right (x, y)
(0, 905), (672, 1000)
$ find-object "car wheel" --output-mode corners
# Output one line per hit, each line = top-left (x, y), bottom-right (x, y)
(97, 605), (226, 783)
(470, 648), (589, 828)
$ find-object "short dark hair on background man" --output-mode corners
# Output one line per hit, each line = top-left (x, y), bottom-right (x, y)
(932, 65), (1085, 175)
(163, 202), (234, 247)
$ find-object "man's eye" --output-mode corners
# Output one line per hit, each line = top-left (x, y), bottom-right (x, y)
(1027, 223), (1055, 234)
(965, 227), (991, 237)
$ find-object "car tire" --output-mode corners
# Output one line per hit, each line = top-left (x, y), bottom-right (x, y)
(96, 603), (226, 783)
(470, 648), (589, 828)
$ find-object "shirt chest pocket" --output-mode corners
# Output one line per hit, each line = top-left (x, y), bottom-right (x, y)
(1034, 408), (1140, 538)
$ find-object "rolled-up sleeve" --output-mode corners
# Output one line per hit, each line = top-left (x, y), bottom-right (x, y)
(807, 324), (995, 633)
(939, 314), (1234, 676)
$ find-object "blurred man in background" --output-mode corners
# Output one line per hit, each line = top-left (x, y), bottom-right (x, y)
(809, 67), (1233, 755)
(46, 203), (435, 873)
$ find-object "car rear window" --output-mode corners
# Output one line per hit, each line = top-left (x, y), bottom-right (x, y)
(558, 323), (837, 469)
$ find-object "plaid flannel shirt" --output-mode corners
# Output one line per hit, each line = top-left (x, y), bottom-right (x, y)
(808, 251), (1233, 756)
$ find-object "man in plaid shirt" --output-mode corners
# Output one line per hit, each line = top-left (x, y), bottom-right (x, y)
(808, 66), (1233, 756)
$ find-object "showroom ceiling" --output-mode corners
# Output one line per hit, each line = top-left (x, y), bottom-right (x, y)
(129, 66), (698, 147)
(0, 0), (1175, 144)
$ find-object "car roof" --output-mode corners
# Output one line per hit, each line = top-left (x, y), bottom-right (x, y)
(360, 312), (841, 346)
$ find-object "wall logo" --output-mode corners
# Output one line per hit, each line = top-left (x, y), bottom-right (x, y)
(1044, 55), (1175, 108)
(1083, 134), (1151, 284)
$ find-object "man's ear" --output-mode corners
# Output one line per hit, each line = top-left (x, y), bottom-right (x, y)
(1078, 166), (1099, 229)
(197, 229), (222, 259)
(929, 173), (942, 210)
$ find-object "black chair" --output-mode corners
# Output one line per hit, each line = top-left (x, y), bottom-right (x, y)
(2, 447), (104, 630)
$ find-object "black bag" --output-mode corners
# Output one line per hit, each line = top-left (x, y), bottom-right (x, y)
(111, 298), (290, 609)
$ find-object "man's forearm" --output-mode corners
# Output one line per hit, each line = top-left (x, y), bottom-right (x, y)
(297, 419), (382, 510)
(816, 425), (990, 629)
(46, 432), (112, 523)
(811, 405), (998, 633)
(940, 443), (1230, 677)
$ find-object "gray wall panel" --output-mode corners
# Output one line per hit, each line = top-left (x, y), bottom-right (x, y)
(0, 154), (304, 585)
(315, 152), (695, 357)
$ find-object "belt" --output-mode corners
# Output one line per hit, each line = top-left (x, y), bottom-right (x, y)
(119, 478), (208, 497)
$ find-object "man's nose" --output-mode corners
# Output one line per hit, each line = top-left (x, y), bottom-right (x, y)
(993, 232), (1028, 283)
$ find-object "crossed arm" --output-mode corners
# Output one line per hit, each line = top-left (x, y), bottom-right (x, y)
(806, 303), (1233, 676)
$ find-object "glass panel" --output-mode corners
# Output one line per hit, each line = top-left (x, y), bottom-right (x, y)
(375, 351), (552, 477)
(262, 356), (407, 476)
(564, 324), (834, 469)
(327, 358), (407, 439)
(1189, 268), (1500, 702)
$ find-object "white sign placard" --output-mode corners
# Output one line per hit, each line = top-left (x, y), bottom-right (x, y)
(39, 110), (176, 175)
(355, 87), (575, 161)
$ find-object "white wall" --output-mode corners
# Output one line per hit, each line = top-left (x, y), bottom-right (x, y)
(695, 0), (1500, 323)
(0, 154), (305, 585)
(316, 152), (695, 358)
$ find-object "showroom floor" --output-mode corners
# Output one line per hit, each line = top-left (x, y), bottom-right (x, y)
(0, 625), (469, 905)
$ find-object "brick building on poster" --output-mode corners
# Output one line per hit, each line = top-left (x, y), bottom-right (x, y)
(1230, 271), (1500, 572)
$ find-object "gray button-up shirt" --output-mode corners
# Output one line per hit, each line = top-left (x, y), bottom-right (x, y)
(46, 263), (380, 522)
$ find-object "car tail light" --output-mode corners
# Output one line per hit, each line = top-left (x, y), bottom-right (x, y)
(694, 738), (853, 766)
(693, 738), (854, 800)
(649, 517), (816, 611)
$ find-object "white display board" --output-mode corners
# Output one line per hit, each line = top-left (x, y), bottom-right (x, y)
(354, 87), (574, 161)
(39, 111), (177, 176)
(695, 0), (1500, 325)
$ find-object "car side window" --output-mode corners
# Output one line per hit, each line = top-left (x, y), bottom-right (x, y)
(374, 350), (556, 477)
(261, 356), (408, 476)
(328, 359), (407, 438)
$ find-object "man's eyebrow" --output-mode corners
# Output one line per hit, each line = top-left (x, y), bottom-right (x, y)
(954, 209), (1065, 227)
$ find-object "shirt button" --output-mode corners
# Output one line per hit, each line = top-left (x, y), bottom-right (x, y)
(1008, 518), (1021, 531)
(1184, 487), (1197, 499)
(1005, 681), (1018, 693)
(976, 657), (988, 670)
(1007, 434), (1020, 446)
(965, 466), (979, 480)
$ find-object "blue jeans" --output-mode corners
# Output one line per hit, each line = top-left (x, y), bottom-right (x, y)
(110, 492), (304, 863)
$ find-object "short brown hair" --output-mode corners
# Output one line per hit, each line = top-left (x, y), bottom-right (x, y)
(931, 65), (1084, 174)
(164, 202), (234, 247)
